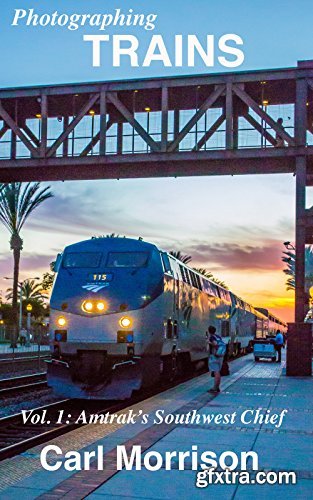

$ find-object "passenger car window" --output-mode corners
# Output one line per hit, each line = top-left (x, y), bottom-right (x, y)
(161, 253), (172, 273)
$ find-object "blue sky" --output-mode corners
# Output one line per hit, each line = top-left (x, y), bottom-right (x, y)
(2, 0), (313, 87)
(1, 0), (313, 319)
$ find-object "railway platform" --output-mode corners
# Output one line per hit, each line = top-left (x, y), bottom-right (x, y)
(0, 352), (312, 499)
(0, 345), (50, 355)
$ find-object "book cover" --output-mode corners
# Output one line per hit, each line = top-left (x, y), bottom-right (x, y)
(0, 1), (312, 499)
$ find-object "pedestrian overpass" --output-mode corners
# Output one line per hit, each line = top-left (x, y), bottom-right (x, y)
(0, 60), (312, 375)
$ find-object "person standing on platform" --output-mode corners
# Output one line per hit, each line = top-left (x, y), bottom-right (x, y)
(275, 329), (284, 363)
(207, 325), (225, 393)
(19, 328), (27, 346)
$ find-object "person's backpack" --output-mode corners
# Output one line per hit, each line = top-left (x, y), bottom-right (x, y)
(214, 334), (227, 357)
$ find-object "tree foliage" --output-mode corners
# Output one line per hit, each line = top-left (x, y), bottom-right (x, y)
(41, 272), (55, 292)
(282, 246), (313, 291)
(92, 233), (124, 239)
(169, 251), (192, 264)
(0, 182), (53, 335)
(6, 279), (45, 303)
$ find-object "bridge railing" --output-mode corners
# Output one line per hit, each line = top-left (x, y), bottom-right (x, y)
(0, 63), (312, 163)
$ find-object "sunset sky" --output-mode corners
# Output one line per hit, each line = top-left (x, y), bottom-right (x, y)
(1, 0), (313, 321)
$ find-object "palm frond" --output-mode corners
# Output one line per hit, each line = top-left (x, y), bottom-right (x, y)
(6, 279), (45, 302)
(211, 278), (229, 290)
(169, 251), (192, 264)
(0, 182), (53, 234)
(0, 183), (21, 232)
(281, 245), (313, 291)
(193, 267), (213, 279)
(17, 183), (53, 231)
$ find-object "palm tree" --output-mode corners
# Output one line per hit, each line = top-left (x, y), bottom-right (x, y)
(92, 233), (124, 239)
(41, 261), (56, 293)
(169, 250), (192, 264)
(193, 267), (215, 279)
(6, 279), (46, 304)
(282, 246), (313, 292)
(282, 250), (295, 291)
(0, 183), (53, 334)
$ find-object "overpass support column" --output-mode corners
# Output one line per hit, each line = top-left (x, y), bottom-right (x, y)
(295, 156), (307, 324)
(287, 75), (312, 376)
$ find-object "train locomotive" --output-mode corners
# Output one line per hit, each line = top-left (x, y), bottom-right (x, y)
(47, 237), (287, 399)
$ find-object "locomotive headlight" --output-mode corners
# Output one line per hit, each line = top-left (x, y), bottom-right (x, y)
(82, 300), (107, 313)
(57, 316), (66, 327)
(96, 301), (106, 312)
(82, 301), (94, 313)
(119, 316), (132, 328)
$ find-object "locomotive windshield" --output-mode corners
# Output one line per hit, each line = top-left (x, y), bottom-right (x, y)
(63, 252), (102, 268)
(106, 251), (149, 268)
(51, 242), (162, 316)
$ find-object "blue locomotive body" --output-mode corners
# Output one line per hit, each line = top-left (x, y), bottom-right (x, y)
(47, 237), (286, 399)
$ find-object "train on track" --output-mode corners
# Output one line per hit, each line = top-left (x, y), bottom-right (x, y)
(47, 237), (287, 399)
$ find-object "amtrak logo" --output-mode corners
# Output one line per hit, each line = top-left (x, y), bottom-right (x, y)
(82, 283), (109, 293)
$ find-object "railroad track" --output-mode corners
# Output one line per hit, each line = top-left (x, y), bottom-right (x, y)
(0, 373), (48, 397)
(0, 354), (51, 363)
(0, 397), (136, 462)
(0, 365), (210, 462)
(0, 354), (251, 462)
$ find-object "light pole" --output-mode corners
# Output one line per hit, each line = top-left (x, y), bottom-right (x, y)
(19, 285), (23, 333)
(26, 303), (32, 347)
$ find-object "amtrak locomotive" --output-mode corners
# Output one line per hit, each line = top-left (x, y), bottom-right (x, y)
(47, 237), (286, 399)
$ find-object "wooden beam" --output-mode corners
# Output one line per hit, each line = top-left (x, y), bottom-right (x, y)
(47, 93), (99, 158)
(233, 111), (239, 149)
(225, 83), (233, 149)
(99, 91), (107, 156)
(0, 124), (8, 140)
(0, 101), (39, 157)
(295, 155), (307, 322)
(62, 116), (69, 157)
(107, 92), (160, 152)
(243, 113), (277, 146)
(22, 124), (40, 147)
(40, 94), (48, 157)
(295, 78), (308, 146)
(173, 109), (179, 139)
(308, 78), (313, 92)
(117, 122), (123, 154)
(192, 113), (225, 151)
(80, 119), (113, 157)
(161, 86), (168, 152)
(168, 85), (225, 152)
(0, 64), (304, 101)
(0, 147), (302, 183)
(233, 84), (296, 146)
(10, 130), (16, 159)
